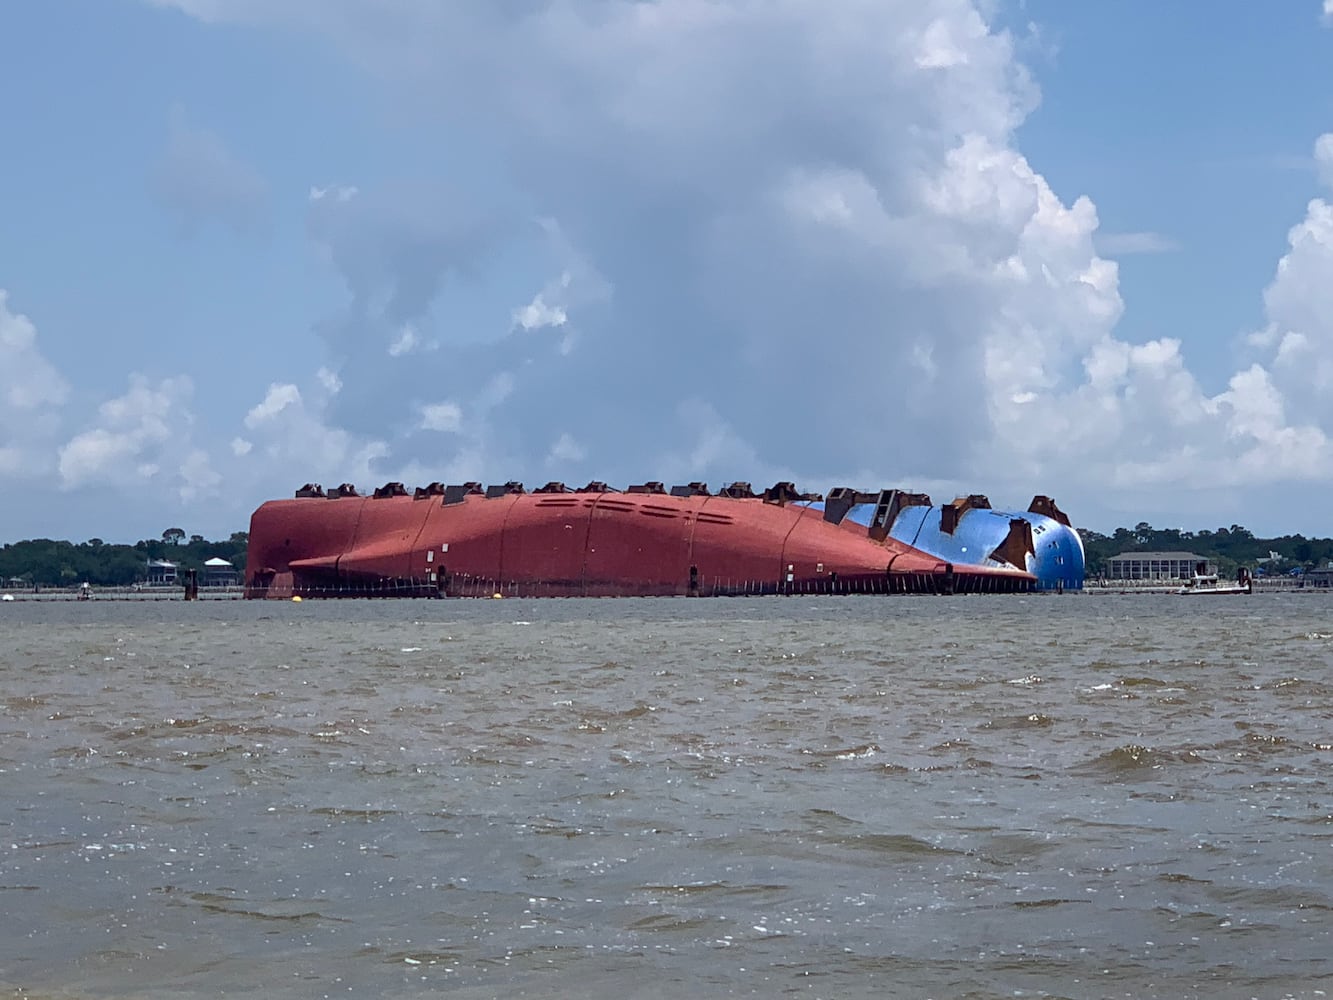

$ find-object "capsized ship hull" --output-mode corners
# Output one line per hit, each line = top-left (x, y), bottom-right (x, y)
(244, 480), (1041, 599)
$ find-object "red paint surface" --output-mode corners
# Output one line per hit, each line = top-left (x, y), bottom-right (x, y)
(246, 492), (1036, 598)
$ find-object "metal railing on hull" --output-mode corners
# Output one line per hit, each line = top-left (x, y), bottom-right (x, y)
(245, 570), (1035, 598)
(706, 573), (1033, 596)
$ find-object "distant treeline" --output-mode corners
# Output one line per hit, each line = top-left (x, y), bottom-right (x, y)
(1079, 523), (1333, 577)
(0, 530), (248, 588)
(3, 522), (1327, 588)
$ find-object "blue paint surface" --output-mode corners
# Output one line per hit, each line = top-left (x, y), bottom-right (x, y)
(805, 500), (1085, 591)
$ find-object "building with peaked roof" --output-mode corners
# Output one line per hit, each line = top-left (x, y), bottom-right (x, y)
(202, 557), (238, 587)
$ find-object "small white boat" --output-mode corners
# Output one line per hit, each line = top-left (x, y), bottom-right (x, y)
(1176, 564), (1252, 596)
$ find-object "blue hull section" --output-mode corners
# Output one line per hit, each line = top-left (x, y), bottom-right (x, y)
(877, 504), (1083, 592)
(805, 498), (1084, 592)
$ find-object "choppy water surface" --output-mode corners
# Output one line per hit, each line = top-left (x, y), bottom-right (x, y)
(2, 594), (1333, 998)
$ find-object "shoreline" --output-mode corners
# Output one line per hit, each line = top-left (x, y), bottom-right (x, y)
(0, 586), (245, 602)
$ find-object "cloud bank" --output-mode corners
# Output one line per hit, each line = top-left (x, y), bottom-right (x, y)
(5, 1), (1333, 539)
(0, 291), (68, 478)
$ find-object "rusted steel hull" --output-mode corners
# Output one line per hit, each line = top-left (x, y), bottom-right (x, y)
(245, 489), (1037, 599)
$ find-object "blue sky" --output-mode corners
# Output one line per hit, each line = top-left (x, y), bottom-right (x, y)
(3, 0), (1333, 543)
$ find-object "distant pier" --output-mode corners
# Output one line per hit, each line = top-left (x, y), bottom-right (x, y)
(0, 585), (245, 602)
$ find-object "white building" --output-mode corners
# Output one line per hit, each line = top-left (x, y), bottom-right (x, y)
(202, 557), (238, 587)
(1104, 551), (1211, 581)
(146, 559), (177, 585)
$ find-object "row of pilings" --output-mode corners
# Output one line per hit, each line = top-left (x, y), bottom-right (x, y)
(246, 568), (1036, 599)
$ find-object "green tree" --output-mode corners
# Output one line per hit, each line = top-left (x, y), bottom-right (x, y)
(162, 527), (186, 546)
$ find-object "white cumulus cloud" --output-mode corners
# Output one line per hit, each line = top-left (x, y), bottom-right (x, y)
(0, 290), (68, 479)
(388, 324), (420, 357)
(58, 375), (202, 498)
(513, 293), (567, 332)
(244, 383), (302, 428)
(0, 291), (69, 412)
(310, 183), (358, 203)
(1316, 133), (1333, 189)
(419, 401), (462, 432)
(316, 366), (342, 394)
(235, 373), (389, 491)
(132, 0), (1333, 532)
(545, 432), (586, 467)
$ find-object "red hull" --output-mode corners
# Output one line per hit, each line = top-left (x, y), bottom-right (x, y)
(245, 487), (1036, 598)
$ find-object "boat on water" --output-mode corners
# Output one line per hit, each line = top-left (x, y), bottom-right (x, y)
(1176, 563), (1253, 596)
(244, 479), (1082, 599)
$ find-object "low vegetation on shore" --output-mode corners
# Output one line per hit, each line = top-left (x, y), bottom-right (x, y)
(1078, 523), (1332, 579)
(0, 530), (248, 588)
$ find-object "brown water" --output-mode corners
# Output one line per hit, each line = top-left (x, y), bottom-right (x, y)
(2, 594), (1332, 998)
